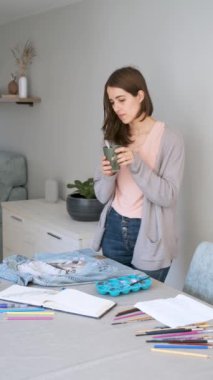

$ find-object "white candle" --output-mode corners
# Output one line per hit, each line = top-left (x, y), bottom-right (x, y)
(45, 179), (59, 203)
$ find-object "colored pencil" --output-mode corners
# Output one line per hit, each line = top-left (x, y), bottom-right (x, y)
(112, 315), (152, 325)
(115, 307), (140, 317)
(6, 316), (54, 321)
(136, 328), (194, 336)
(6, 311), (55, 315)
(151, 348), (210, 359)
(114, 311), (146, 320)
(152, 330), (213, 339)
(0, 307), (45, 313)
(154, 344), (211, 350)
(146, 339), (213, 344)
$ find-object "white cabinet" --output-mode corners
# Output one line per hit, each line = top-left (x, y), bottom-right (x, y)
(1, 199), (98, 259)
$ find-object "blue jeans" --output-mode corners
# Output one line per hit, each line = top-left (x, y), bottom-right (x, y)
(101, 208), (170, 283)
(138, 267), (170, 283)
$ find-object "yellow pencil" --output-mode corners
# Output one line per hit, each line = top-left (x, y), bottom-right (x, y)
(151, 348), (210, 359)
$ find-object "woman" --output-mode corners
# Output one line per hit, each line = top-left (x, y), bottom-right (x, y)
(92, 66), (184, 282)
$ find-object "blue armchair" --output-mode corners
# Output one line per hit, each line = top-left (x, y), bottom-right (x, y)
(0, 151), (27, 261)
(183, 242), (213, 305)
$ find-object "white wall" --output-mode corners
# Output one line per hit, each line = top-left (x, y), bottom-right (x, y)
(0, 0), (213, 289)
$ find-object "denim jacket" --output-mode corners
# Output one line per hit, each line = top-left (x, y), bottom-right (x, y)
(0, 249), (133, 286)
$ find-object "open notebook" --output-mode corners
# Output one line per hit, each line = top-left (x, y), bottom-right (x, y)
(0, 284), (116, 318)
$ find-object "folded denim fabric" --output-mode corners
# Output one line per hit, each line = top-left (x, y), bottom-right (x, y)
(0, 248), (135, 286)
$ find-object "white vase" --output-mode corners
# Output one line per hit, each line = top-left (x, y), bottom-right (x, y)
(18, 76), (28, 98)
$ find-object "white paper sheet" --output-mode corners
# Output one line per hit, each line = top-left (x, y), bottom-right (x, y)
(135, 294), (213, 327)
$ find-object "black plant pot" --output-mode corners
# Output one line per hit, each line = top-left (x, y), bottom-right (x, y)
(66, 193), (104, 222)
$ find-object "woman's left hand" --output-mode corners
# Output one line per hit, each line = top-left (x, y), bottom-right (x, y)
(115, 146), (134, 167)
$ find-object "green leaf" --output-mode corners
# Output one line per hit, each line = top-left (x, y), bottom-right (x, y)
(67, 177), (96, 199)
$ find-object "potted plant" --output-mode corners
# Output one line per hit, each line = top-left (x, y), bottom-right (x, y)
(66, 177), (104, 221)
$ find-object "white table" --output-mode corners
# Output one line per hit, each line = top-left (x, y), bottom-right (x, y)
(0, 279), (212, 380)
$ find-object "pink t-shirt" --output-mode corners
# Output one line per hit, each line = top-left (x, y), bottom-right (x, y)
(112, 121), (165, 218)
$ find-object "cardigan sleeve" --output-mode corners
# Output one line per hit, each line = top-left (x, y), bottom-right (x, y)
(130, 130), (185, 207)
(94, 167), (117, 204)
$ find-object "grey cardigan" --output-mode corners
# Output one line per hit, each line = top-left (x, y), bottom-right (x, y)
(92, 126), (185, 271)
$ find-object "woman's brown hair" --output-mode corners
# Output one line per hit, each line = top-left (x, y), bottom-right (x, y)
(102, 66), (153, 146)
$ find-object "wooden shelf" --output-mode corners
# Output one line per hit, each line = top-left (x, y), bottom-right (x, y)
(0, 96), (41, 107)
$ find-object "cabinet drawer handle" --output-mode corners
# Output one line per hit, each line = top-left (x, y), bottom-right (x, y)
(10, 215), (23, 222)
(47, 232), (62, 240)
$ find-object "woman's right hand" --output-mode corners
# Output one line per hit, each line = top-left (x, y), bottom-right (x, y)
(101, 156), (114, 176)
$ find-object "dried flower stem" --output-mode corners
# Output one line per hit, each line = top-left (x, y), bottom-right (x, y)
(11, 40), (36, 76)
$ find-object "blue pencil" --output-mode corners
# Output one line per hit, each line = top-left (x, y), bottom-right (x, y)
(154, 344), (211, 350)
(0, 307), (45, 313)
(0, 303), (30, 308)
